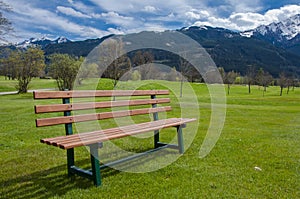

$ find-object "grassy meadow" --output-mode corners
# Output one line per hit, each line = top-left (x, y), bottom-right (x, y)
(0, 76), (57, 92)
(0, 78), (299, 198)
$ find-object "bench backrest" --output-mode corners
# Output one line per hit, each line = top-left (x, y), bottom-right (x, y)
(34, 90), (171, 129)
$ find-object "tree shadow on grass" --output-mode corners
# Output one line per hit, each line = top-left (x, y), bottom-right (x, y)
(0, 159), (120, 199)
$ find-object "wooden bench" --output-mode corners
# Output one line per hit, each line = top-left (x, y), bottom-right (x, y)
(33, 90), (196, 186)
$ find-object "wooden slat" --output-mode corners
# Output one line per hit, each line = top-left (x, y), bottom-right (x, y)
(35, 98), (170, 113)
(63, 118), (196, 149)
(34, 90), (169, 99)
(41, 118), (181, 145)
(60, 118), (194, 148)
(57, 118), (184, 148)
(40, 118), (196, 149)
(36, 106), (172, 127)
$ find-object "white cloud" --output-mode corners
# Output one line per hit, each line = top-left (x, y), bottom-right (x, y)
(142, 6), (158, 13)
(193, 17), (234, 29)
(89, 1), (300, 32)
(107, 27), (125, 35)
(89, 0), (187, 14)
(225, 0), (263, 13)
(229, 12), (266, 27)
(185, 10), (210, 20)
(57, 6), (91, 18)
(4, 1), (114, 41)
(3, 0), (300, 43)
(92, 11), (137, 28)
(192, 4), (300, 31)
(67, 0), (95, 14)
(265, 4), (300, 22)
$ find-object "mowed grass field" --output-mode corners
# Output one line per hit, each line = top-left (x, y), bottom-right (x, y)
(0, 76), (57, 92)
(0, 78), (299, 198)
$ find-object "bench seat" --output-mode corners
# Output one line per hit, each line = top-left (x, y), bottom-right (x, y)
(41, 118), (196, 149)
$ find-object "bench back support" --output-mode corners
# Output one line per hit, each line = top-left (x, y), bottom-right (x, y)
(34, 90), (169, 99)
(34, 90), (171, 128)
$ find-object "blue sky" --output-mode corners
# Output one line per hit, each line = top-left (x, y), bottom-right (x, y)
(2, 0), (300, 43)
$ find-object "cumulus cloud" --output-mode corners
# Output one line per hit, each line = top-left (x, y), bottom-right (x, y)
(225, 0), (263, 13)
(192, 4), (300, 31)
(89, 1), (300, 32)
(4, 1), (114, 41)
(142, 5), (158, 13)
(3, 0), (300, 42)
(265, 4), (300, 22)
(57, 6), (91, 18)
(92, 11), (138, 28)
(89, 0), (187, 14)
(107, 27), (125, 35)
(67, 0), (95, 14)
(185, 10), (210, 20)
(229, 13), (266, 27)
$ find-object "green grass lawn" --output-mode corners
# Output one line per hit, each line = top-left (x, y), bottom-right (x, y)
(0, 80), (299, 198)
(0, 76), (57, 92)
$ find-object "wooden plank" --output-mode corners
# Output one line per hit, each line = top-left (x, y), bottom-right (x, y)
(40, 118), (181, 145)
(35, 98), (170, 113)
(40, 118), (196, 149)
(61, 118), (196, 149)
(34, 90), (169, 99)
(36, 106), (172, 127)
(42, 118), (181, 145)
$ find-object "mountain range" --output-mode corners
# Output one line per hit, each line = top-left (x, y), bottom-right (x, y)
(2, 14), (300, 77)
(242, 14), (300, 55)
(16, 36), (71, 49)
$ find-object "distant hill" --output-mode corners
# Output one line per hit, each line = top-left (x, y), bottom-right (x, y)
(41, 25), (300, 77)
(179, 26), (300, 76)
(2, 15), (300, 77)
(43, 35), (113, 56)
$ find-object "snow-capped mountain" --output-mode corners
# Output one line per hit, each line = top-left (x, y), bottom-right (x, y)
(16, 36), (71, 49)
(54, 36), (70, 44)
(241, 14), (300, 56)
(241, 14), (300, 45)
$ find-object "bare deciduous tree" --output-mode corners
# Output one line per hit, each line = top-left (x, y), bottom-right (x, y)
(132, 50), (154, 80)
(218, 67), (238, 95)
(99, 38), (131, 88)
(278, 72), (287, 96)
(246, 65), (256, 94)
(256, 68), (273, 96)
(226, 70), (239, 95)
(178, 57), (193, 97)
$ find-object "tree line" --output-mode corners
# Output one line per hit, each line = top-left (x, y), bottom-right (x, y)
(217, 66), (299, 96)
(0, 43), (160, 93)
(0, 44), (299, 95)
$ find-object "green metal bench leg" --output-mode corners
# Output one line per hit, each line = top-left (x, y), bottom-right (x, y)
(154, 130), (160, 148)
(67, 148), (75, 176)
(151, 95), (160, 148)
(177, 126), (184, 154)
(63, 97), (76, 176)
(90, 144), (102, 186)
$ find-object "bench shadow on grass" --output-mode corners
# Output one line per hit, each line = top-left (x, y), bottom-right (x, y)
(0, 159), (121, 199)
(1, 149), (176, 198)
